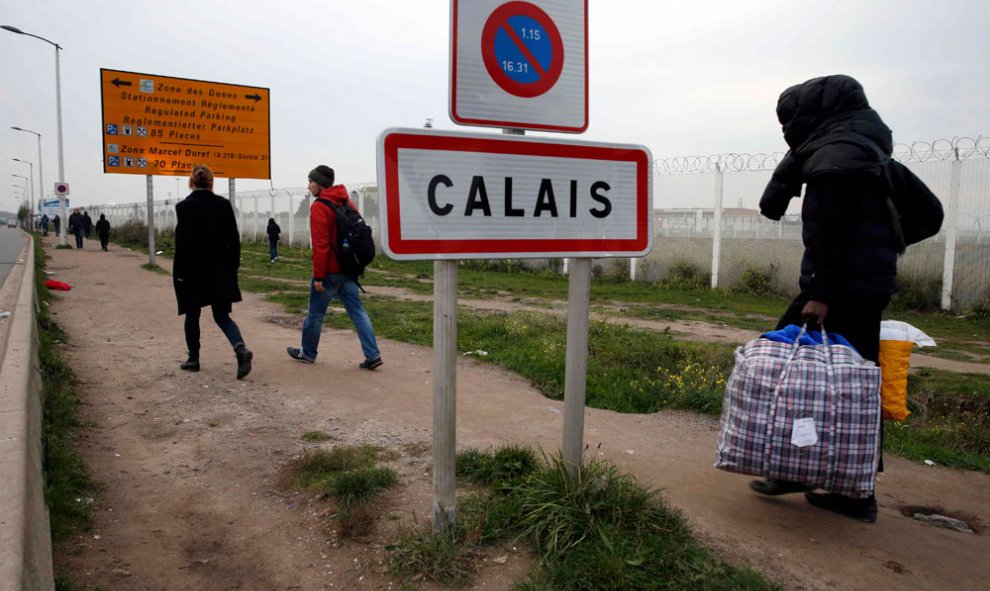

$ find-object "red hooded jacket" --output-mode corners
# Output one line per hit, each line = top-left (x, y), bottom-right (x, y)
(310, 185), (358, 280)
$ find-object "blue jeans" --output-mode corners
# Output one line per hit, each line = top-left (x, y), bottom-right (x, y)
(269, 240), (278, 260)
(301, 275), (380, 361)
(74, 230), (83, 248)
(184, 305), (244, 355)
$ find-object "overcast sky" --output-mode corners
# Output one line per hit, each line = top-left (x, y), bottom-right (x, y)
(2, 0), (988, 212)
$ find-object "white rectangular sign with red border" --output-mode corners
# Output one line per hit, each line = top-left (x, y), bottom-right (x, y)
(450, 0), (588, 133)
(375, 128), (652, 260)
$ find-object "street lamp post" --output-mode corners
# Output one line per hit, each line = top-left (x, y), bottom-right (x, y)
(11, 127), (44, 227)
(12, 175), (28, 224)
(3, 25), (67, 246)
(12, 159), (34, 229)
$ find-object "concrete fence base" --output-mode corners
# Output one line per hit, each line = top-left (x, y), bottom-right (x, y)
(0, 233), (54, 591)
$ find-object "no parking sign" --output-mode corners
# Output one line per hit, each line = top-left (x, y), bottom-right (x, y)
(451, 0), (587, 132)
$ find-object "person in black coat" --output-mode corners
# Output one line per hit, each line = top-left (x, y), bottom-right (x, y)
(266, 217), (281, 262)
(750, 75), (898, 523)
(68, 208), (85, 248)
(83, 210), (94, 238)
(95, 214), (111, 251)
(173, 164), (253, 379)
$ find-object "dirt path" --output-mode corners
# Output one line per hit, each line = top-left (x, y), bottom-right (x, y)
(49, 240), (989, 590)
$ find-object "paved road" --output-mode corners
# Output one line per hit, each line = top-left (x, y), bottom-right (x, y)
(0, 227), (26, 291)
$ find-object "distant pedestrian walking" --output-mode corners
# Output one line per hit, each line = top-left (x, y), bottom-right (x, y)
(173, 164), (253, 379)
(286, 165), (382, 369)
(95, 214), (111, 251)
(83, 210), (94, 239)
(266, 217), (281, 262)
(52, 214), (60, 237)
(68, 208), (84, 248)
(40, 214), (49, 236)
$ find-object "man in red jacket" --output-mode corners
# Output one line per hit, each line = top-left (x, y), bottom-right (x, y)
(287, 165), (382, 369)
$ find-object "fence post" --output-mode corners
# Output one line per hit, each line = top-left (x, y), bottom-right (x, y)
(254, 193), (260, 242)
(941, 149), (962, 311)
(711, 163), (724, 289)
(288, 193), (295, 247)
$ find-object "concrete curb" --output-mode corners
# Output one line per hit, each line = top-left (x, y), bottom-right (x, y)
(0, 234), (54, 591)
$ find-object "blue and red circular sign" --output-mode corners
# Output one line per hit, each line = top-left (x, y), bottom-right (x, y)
(481, 1), (564, 98)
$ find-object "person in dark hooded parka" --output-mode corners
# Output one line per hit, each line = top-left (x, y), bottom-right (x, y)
(173, 164), (253, 380)
(749, 75), (899, 523)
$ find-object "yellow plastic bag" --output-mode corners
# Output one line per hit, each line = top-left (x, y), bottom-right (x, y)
(878, 340), (914, 421)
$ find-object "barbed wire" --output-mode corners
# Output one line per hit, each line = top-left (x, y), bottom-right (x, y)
(654, 135), (990, 174)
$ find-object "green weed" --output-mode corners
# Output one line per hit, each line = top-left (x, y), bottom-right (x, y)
(301, 430), (331, 443)
(278, 445), (397, 537)
(33, 237), (99, 542)
(388, 448), (778, 590)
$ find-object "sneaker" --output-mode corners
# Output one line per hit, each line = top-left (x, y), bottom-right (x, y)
(805, 492), (878, 523)
(749, 479), (813, 496)
(180, 357), (200, 372)
(286, 347), (315, 364)
(359, 356), (383, 370)
(235, 345), (253, 380)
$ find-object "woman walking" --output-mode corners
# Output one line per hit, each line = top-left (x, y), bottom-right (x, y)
(173, 164), (253, 379)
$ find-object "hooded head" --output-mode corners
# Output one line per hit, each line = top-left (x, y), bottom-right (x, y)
(776, 75), (870, 149)
(100, 214), (106, 221)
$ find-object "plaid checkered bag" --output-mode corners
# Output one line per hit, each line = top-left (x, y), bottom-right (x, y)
(715, 327), (882, 498)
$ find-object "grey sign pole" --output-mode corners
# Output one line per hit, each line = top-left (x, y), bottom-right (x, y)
(146, 175), (156, 266)
(561, 258), (591, 472)
(432, 259), (458, 531)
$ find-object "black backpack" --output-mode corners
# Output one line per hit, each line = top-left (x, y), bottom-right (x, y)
(316, 198), (375, 280)
(883, 160), (944, 253)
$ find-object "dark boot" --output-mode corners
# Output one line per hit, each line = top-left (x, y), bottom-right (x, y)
(749, 479), (812, 496)
(805, 492), (878, 523)
(235, 344), (253, 380)
(180, 354), (200, 372)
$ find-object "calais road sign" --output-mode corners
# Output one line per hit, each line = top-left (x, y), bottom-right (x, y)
(54, 182), (69, 196)
(100, 69), (270, 179)
(451, 0), (587, 132)
(376, 128), (652, 260)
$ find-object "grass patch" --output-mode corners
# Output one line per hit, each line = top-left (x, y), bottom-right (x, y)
(456, 444), (540, 488)
(883, 369), (990, 473)
(140, 262), (169, 275)
(388, 449), (778, 590)
(301, 430), (331, 443)
(33, 236), (99, 543)
(278, 445), (398, 537)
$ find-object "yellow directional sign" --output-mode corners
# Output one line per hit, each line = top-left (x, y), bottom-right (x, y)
(100, 68), (270, 179)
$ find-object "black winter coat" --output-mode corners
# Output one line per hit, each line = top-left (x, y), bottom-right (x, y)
(267, 220), (281, 243)
(759, 75), (898, 302)
(173, 189), (242, 315)
(95, 218), (110, 239)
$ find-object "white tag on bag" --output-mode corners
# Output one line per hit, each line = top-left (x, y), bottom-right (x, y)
(791, 418), (819, 447)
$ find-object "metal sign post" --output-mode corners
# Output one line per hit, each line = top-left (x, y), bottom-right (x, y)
(146, 175), (156, 266)
(561, 257), (590, 471)
(432, 260), (458, 530)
